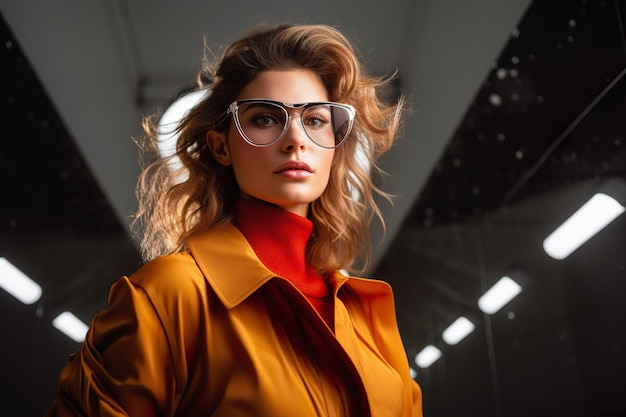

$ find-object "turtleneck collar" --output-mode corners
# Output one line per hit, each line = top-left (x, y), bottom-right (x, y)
(233, 199), (331, 299)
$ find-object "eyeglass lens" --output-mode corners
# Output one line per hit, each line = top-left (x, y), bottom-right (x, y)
(235, 102), (352, 148)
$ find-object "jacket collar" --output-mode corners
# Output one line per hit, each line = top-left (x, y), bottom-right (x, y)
(186, 224), (392, 308)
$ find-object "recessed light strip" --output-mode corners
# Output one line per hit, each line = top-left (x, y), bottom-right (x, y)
(478, 276), (522, 314)
(543, 193), (625, 260)
(52, 311), (89, 343)
(415, 345), (442, 368)
(442, 316), (476, 345)
(0, 257), (42, 305)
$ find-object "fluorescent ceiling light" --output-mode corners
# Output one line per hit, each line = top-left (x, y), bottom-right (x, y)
(415, 345), (442, 368)
(478, 276), (522, 315)
(348, 137), (371, 201)
(442, 316), (475, 345)
(0, 257), (42, 305)
(543, 193), (625, 260)
(52, 311), (89, 343)
(157, 88), (209, 175)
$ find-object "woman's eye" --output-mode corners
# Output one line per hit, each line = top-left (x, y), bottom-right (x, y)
(251, 114), (279, 126)
(304, 115), (328, 128)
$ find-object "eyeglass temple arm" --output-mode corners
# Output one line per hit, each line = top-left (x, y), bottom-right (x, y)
(212, 112), (230, 129)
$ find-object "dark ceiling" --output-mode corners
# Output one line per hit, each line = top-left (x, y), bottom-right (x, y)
(376, 1), (626, 416)
(1, 1), (626, 416)
(0, 13), (143, 416)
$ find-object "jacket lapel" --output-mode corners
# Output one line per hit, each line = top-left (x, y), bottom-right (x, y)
(187, 225), (276, 308)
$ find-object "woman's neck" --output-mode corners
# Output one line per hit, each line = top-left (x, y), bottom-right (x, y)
(233, 199), (333, 325)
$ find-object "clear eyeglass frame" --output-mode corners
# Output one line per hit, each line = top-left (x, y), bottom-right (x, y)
(212, 99), (356, 149)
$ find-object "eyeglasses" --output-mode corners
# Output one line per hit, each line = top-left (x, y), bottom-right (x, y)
(213, 99), (356, 149)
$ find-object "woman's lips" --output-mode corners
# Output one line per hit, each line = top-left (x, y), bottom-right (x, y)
(274, 161), (313, 179)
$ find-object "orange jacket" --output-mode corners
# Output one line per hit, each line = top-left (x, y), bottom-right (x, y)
(46, 225), (422, 416)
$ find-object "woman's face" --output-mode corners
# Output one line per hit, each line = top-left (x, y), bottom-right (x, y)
(208, 68), (335, 217)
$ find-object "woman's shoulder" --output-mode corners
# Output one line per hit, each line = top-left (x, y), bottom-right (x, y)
(103, 252), (211, 365)
(127, 251), (207, 299)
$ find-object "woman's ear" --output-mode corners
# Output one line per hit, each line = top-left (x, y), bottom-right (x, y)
(206, 130), (232, 166)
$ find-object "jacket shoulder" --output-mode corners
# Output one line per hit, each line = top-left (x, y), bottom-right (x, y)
(128, 252), (206, 301)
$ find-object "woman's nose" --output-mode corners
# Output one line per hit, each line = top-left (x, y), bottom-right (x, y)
(281, 113), (308, 151)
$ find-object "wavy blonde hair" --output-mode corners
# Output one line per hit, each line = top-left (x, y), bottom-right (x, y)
(132, 24), (406, 274)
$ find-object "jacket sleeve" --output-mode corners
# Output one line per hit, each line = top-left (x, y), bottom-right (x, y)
(410, 378), (423, 417)
(44, 276), (180, 417)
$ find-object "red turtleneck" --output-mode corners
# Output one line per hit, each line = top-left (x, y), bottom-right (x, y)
(234, 199), (334, 328)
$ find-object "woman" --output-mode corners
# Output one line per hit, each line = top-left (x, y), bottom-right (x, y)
(45, 24), (422, 416)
